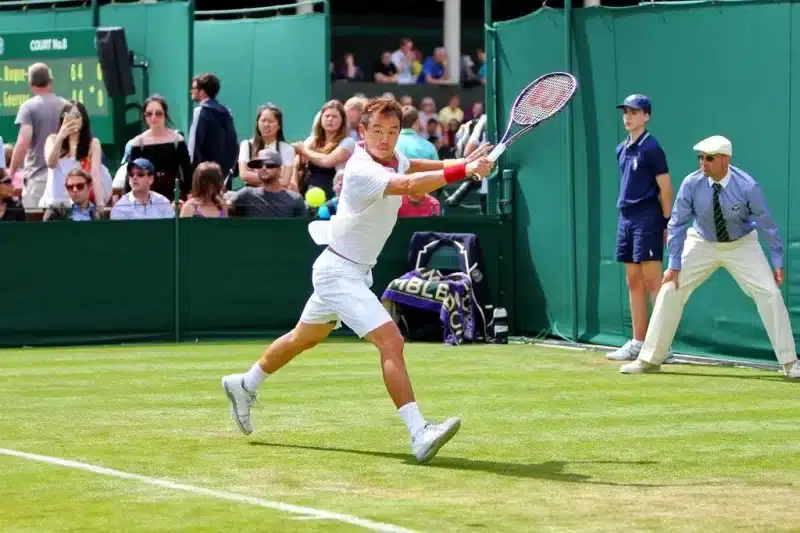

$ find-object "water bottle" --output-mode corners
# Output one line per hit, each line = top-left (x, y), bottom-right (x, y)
(491, 307), (508, 344)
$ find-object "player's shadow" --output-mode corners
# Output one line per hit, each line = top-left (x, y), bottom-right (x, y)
(249, 441), (681, 488)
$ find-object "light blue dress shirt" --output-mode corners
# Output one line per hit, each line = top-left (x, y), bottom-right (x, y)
(667, 165), (784, 270)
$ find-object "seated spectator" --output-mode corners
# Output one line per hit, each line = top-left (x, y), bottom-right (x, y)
(391, 38), (416, 85)
(0, 170), (25, 222)
(337, 53), (364, 82)
(3, 142), (24, 197)
(344, 97), (366, 141)
(477, 48), (487, 85)
(110, 158), (175, 220)
(399, 193), (441, 218)
(395, 106), (439, 161)
(418, 97), (439, 134)
(126, 95), (192, 200)
(42, 100), (107, 208)
(180, 162), (227, 218)
(43, 168), (106, 221)
(426, 117), (444, 150)
(228, 149), (308, 218)
(399, 95), (414, 107)
(439, 95), (464, 126)
(417, 47), (450, 85)
(293, 100), (355, 199)
(238, 104), (296, 190)
(374, 52), (398, 83)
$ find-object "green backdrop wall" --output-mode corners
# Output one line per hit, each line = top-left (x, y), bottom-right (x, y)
(493, 0), (800, 362)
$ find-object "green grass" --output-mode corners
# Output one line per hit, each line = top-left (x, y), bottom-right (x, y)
(1, 340), (799, 532)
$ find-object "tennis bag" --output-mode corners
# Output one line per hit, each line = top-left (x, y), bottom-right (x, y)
(381, 232), (491, 345)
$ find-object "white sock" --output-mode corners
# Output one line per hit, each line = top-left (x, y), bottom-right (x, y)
(398, 402), (427, 438)
(242, 362), (268, 392)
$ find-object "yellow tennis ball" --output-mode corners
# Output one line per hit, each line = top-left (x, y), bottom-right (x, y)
(305, 187), (327, 208)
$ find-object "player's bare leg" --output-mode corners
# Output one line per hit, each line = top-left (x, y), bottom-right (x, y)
(365, 321), (461, 464)
(222, 322), (334, 435)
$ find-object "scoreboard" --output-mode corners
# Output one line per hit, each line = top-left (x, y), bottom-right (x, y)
(0, 28), (116, 143)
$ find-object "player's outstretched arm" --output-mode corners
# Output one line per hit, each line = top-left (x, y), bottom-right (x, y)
(384, 156), (493, 197)
(406, 143), (493, 173)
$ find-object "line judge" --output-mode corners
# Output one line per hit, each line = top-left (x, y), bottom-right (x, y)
(621, 135), (800, 379)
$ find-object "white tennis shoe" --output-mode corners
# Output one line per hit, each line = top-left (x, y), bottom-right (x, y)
(607, 341), (676, 364)
(411, 417), (462, 464)
(620, 359), (661, 374)
(222, 374), (257, 435)
(782, 361), (800, 379)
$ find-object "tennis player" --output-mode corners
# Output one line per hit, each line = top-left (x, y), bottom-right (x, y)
(221, 97), (494, 463)
(622, 135), (800, 379)
(607, 94), (675, 363)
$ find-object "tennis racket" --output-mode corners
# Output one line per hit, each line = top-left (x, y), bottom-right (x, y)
(468, 71), (578, 181)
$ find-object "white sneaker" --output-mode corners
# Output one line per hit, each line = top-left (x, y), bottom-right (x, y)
(607, 341), (641, 361)
(620, 359), (661, 374)
(222, 374), (257, 435)
(782, 361), (800, 379)
(411, 417), (461, 464)
(663, 349), (676, 364)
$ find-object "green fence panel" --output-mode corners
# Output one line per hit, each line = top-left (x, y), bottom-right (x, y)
(497, 0), (799, 362)
(193, 13), (328, 144)
(178, 216), (512, 339)
(99, 2), (193, 136)
(0, 7), (92, 33)
(0, 220), (175, 347)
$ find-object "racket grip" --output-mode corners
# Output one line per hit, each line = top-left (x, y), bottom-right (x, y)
(469, 142), (506, 181)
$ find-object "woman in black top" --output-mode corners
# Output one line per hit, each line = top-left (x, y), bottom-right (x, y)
(126, 95), (192, 199)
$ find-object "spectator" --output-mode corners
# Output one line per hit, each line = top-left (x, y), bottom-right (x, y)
(417, 47), (450, 85)
(42, 100), (106, 208)
(187, 73), (238, 180)
(43, 168), (106, 221)
(399, 95), (414, 107)
(395, 106), (439, 161)
(110, 158), (175, 220)
(425, 117), (444, 150)
(228, 149), (307, 218)
(126, 95), (192, 200)
(0, 170), (25, 222)
(238, 104), (296, 190)
(344, 97), (366, 141)
(293, 100), (355, 199)
(2, 143), (23, 197)
(180, 162), (227, 218)
(374, 52), (399, 83)
(477, 48), (487, 85)
(467, 101), (484, 122)
(337, 53), (364, 82)
(8, 63), (68, 209)
(398, 192), (441, 218)
(438, 95), (464, 125)
(418, 97), (439, 134)
(391, 38), (416, 85)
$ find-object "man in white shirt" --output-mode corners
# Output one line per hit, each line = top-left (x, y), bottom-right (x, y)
(110, 158), (175, 220)
(222, 97), (494, 464)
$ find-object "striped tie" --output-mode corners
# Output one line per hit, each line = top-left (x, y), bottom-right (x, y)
(712, 183), (730, 242)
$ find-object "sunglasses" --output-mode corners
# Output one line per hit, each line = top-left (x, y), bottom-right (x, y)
(65, 182), (87, 191)
(129, 171), (150, 178)
(260, 163), (280, 170)
(698, 154), (716, 162)
(145, 110), (164, 117)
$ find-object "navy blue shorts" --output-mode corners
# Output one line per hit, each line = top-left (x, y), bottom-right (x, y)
(616, 214), (664, 264)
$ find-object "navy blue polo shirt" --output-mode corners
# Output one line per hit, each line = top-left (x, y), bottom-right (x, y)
(616, 131), (669, 213)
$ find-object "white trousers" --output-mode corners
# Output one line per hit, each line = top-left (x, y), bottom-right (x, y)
(640, 228), (797, 366)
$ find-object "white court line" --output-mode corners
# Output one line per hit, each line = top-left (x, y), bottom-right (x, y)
(0, 448), (419, 533)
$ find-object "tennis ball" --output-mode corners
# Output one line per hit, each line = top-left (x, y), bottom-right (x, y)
(305, 187), (327, 208)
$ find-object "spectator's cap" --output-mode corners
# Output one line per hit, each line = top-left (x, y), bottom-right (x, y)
(247, 148), (282, 169)
(616, 94), (651, 114)
(693, 135), (732, 157)
(127, 157), (155, 174)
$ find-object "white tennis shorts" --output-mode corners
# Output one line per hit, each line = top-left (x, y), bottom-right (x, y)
(299, 248), (393, 338)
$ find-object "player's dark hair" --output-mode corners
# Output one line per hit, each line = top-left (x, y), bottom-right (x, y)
(361, 97), (403, 129)
(400, 105), (419, 129)
(58, 100), (92, 161)
(193, 73), (220, 99)
(143, 94), (174, 127)
(251, 103), (286, 157)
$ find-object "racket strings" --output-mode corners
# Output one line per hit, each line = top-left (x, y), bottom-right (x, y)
(512, 76), (575, 125)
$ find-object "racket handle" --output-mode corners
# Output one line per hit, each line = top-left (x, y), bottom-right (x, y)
(469, 142), (507, 181)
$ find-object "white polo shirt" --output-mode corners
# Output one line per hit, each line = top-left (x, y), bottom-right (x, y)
(110, 191), (175, 220)
(329, 145), (410, 266)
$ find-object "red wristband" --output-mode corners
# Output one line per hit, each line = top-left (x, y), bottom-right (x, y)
(443, 162), (467, 184)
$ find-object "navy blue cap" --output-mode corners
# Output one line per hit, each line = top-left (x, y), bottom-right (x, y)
(127, 157), (155, 174)
(617, 94), (651, 114)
